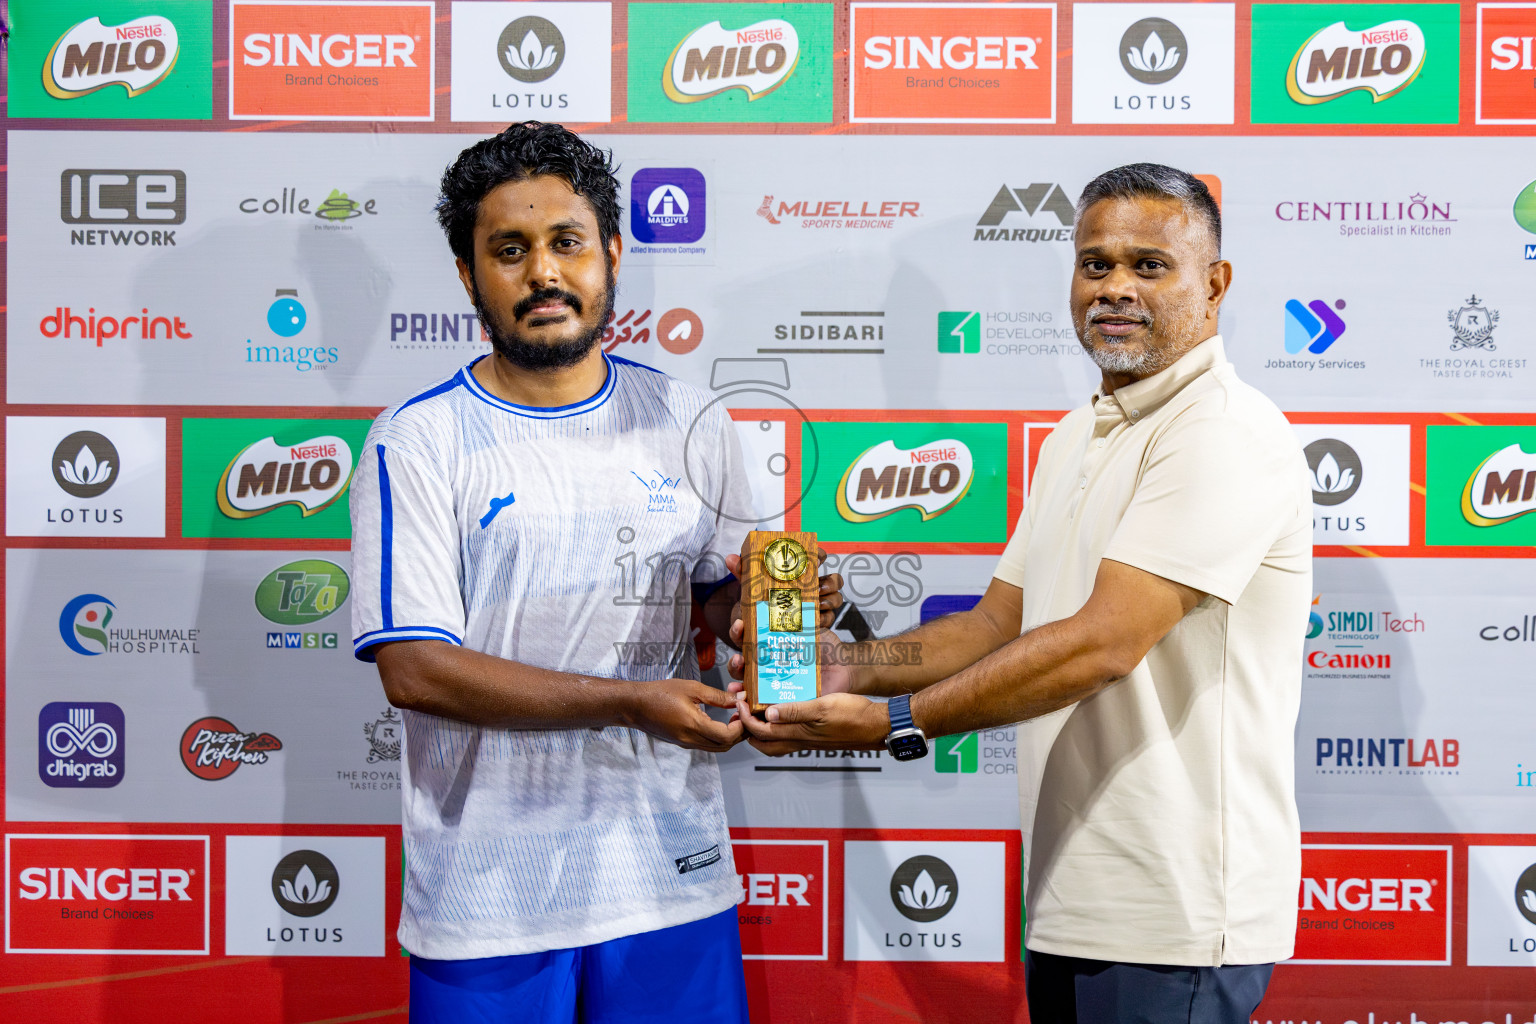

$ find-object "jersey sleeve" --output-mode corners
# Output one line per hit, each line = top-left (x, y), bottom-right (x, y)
(692, 407), (754, 593)
(350, 417), (466, 662)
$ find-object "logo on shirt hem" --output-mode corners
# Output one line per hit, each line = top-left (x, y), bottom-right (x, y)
(676, 845), (722, 874)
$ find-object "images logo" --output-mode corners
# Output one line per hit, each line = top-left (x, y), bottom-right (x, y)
(937, 312), (981, 354)
(271, 850), (340, 917)
(52, 431), (119, 499)
(246, 289), (338, 372)
(45, 15), (179, 99)
(216, 434), (355, 520)
(39, 702), (124, 789)
(499, 16), (563, 82)
(1286, 19), (1427, 104)
(889, 855), (958, 923)
(1305, 438), (1362, 505)
(837, 439), (975, 523)
(1284, 298), (1348, 354)
(1475, 4), (1536, 123)
(59, 593), (115, 655)
(1121, 18), (1187, 84)
(849, 3), (1055, 123)
(973, 183), (1075, 242)
(631, 169), (707, 244)
(181, 716), (282, 780)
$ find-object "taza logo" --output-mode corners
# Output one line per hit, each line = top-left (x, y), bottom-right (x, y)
(889, 855), (958, 922)
(1461, 443), (1536, 526)
(837, 439), (973, 523)
(217, 434), (355, 519)
(1304, 438), (1362, 505)
(53, 431), (119, 498)
(499, 16), (564, 82)
(255, 559), (350, 624)
(1120, 18), (1186, 84)
(1516, 180), (1536, 234)
(271, 849), (340, 917)
(663, 18), (799, 102)
(181, 716), (282, 780)
(45, 15), (180, 99)
(1448, 295), (1499, 351)
(1287, 19), (1427, 105)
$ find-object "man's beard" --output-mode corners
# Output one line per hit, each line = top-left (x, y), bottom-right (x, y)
(471, 262), (616, 372)
(1074, 298), (1202, 377)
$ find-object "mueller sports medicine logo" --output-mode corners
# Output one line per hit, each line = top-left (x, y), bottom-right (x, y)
(1293, 845), (1451, 964)
(217, 435), (355, 520)
(663, 18), (800, 102)
(973, 183), (1074, 242)
(837, 440), (974, 523)
(1287, 19), (1428, 104)
(45, 15), (180, 99)
(757, 196), (920, 229)
(181, 716), (282, 780)
(61, 169), (185, 247)
(38, 702), (125, 789)
(1461, 444), (1536, 526)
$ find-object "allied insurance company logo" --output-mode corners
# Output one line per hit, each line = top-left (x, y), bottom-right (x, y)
(38, 702), (125, 789)
(255, 558), (350, 652)
(849, 3), (1055, 123)
(217, 434), (356, 519)
(837, 439), (974, 523)
(181, 716), (282, 780)
(44, 14), (180, 100)
(631, 168), (706, 245)
(61, 169), (186, 248)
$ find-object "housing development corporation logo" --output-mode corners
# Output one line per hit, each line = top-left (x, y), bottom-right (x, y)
(181, 716), (282, 780)
(837, 440), (974, 523)
(1478, 5), (1536, 123)
(937, 312), (981, 353)
(38, 702), (125, 789)
(974, 183), (1075, 242)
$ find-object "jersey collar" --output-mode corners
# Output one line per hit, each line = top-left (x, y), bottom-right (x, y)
(460, 353), (618, 419)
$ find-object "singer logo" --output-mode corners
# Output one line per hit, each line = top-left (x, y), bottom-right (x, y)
(230, 1), (434, 120)
(837, 439), (975, 523)
(1292, 844), (1451, 964)
(44, 15), (180, 99)
(1478, 5), (1536, 123)
(1286, 19), (1428, 104)
(5, 834), (209, 954)
(216, 435), (355, 520)
(733, 839), (827, 959)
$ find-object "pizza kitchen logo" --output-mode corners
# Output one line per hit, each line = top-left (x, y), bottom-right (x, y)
(837, 440), (974, 523)
(663, 18), (800, 103)
(217, 435), (355, 520)
(180, 716), (282, 780)
(45, 15), (180, 99)
(1287, 18), (1428, 105)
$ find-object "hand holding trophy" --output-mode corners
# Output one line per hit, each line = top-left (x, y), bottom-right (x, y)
(740, 531), (821, 716)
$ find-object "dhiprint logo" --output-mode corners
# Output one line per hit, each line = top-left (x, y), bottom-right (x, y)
(1284, 298), (1348, 354)
(1121, 18), (1187, 84)
(45, 15), (180, 99)
(1287, 18), (1427, 105)
(937, 312), (981, 354)
(1305, 438), (1363, 505)
(180, 716), (282, 780)
(973, 183), (1075, 242)
(38, 702), (125, 789)
(271, 850), (340, 917)
(630, 168), (707, 244)
(53, 431), (118, 499)
(499, 16), (564, 82)
(663, 18), (800, 103)
(59, 593), (115, 656)
(890, 855), (958, 923)
(1448, 295), (1500, 351)
(217, 434), (356, 519)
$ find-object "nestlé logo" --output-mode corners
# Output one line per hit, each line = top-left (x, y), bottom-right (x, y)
(45, 15), (180, 99)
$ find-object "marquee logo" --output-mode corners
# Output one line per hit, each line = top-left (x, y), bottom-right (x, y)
(45, 15), (180, 99)
(1461, 443), (1536, 527)
(837, 440), (974, 523)
(216, 435), (355, 520)
(1287, 19), (1427, 104)
(181, 716), (282, 780)
(973, 183), (1075, 242)
(38, 702), (125, 789)
(663, 18), (800, 103)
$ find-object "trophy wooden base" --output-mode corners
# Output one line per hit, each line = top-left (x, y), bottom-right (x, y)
(742, 530), (821, 715)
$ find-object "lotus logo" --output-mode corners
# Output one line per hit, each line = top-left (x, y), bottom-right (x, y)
(271, 850), (340, 918)
(1286, 20), (1427, 105)
(52, 431), (119, 499)
(216, 435), (355, 520)
(837, 440), (974, 523)
(1516, 862), (1536, 926)
(1461, 443), (1536, 527)
(498, 16), (565, 83)
(45, 16), (181, 100)
(663, 19), (800, 103)
(1304, 438), (1363, 506)
(889, 855), (959, 923)
(1119, 18), (1187, 85)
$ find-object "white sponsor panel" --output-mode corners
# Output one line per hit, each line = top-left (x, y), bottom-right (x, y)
(1071, 4), (1236, 124)
(1466, 845), (1536, 965)
(1292, 424), (1411, 546)
(449, 2), (612, 123)
(843, 840), (1005, 962)
(6, 417), (166, 537)
(225, 836), (385, 956)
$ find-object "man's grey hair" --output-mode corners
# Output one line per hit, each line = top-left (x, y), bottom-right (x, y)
(1073, 163), (1221, 256)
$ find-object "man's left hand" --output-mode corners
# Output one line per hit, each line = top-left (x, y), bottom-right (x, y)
(736, 693), (889, 756)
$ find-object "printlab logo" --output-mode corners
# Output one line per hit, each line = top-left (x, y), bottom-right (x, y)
(59, 593), (115, 656)
(364, 709), (402, 763)
(45, 14), (179, 100)
(973, 183), (1075, 242)
(937, 312), (981, 354)
(1517, 862), (1536, 926)
(61, 169), (186, 247)
(1448, 295), (1499, 351)
(1284, 298), (1348, 354)
(499, 16), (563, 81)
(52, 431), (119, 499)
(1121, 18), (1187, 84)
(890, 855), (958, 923)
(38, 702), (125, 789)
(181, 716), (282, 780)
(272, 850), (340, 917)
(630, 169), (706, 244)
(1305, 438), (1362, 505)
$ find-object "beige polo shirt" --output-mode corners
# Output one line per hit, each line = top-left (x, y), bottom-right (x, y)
(994, 337), (1311, 966)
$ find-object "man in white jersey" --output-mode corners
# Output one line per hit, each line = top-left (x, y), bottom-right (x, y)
(350, 122), (841, 1022)
(734, 165), (1311, 1024)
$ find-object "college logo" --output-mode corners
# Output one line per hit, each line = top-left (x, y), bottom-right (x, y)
(5, 834), (209, 954)
(246, 289), (338, 373)
(216, 434), (355, 520)
(363, 709), (402, 763)
(1476, 4), (1536, 123)
(837, 440), (974, 523)
(181, 716), (282, 780)
(628, 3), (832, 123)
(1448, 295), (1500, 351)
(973, 183), (1074, 242)
(231, 1), (434, 120)
(238, 187), (378, 226)
(1305, 438), (1362, 505)
(1250, 4), (1459, 124)
(631, 169), (707, 244)
(61, 169), (185, 247)
(849, 3), (1055, 123)
(1292, 845), (1451, 964)
(1284, 298), (1348, 354)
(38, 702), (125, 789)
(272, 850), (340, 918)
(52, 431), (119, 499)
(734, 839), (827, 960)
(450, 2), (611, 122)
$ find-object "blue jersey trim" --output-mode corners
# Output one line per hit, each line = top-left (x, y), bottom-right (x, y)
(609, 353), (666, 376)
(377, 444), (394, 630)
(460, 354), (618, 418)
(391, 373), (467, 420)
(354, 627), (463, 663)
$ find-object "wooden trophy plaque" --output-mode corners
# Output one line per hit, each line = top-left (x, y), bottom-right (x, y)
(742, 530), (821, 715)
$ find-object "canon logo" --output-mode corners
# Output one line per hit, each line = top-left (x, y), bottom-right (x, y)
(862, 35), (1037, 70)
(17, 866), (192, 901)
(241, 33), (416, 68)
(1300, 876), (1433, 912)
(737, 872), (811, 906)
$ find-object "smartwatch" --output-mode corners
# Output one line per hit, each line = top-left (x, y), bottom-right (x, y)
(884, 693), (929, 761)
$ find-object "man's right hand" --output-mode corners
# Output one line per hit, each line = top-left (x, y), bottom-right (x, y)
(622, 679), (746, 752)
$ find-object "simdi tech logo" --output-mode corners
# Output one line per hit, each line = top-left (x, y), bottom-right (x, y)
(849, 3), (1055, 123)
(7, 0), (213, 119)
(1250, 4), (1459, 124)
(1477, 3), (1536, 123)
(627, 3), (833, 123)
(1426, 425), (1536, 546)
(230, 1), (434, 121)
(181, 418), (371, 539)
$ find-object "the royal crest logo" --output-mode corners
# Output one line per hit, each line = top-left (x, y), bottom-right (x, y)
(45, 15), (181, 99)
(1286, 19), (1427, 105)
(364, 709), (402, 763)
(1461, 443), (1536, 527)
(1448, 295), (1499, 351)
(663, 18), (800, 102)
(180, 716), (282, 780)
(836, 440), (974, 523)
(217, 435), (355, 520)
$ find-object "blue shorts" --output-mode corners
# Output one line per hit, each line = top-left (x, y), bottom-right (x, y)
(408, 907), (750, 1024)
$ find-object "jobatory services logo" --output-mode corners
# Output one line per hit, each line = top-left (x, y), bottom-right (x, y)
(225, 836), (384, 956)
(450, 2), (611, 122)
(1426, 426), (1536, 545)
(1465, 846), (1536, 965)
(8, 1), (212, 119)
(59, 593), (201, 656)
(1477, 3), (1536, 123)
(1072, 3), (1236, 124)
(181, 418), (370, 539)
(849, 3), (1055, 123)
(5, 834), (209, 955)
(1292, 845), (1451, 964)
(972, 182), (1075, 243)
(628, 3), (833, 123)
(1294, 425), (1410, 545)
(631, 168), (707, 245)
(734, 839), (828, 960)
(61, 169), (186, 247)
(180, 716), (282, 780)
(38, 702), (126, 789)
(7, 417), (167, 538)
(1268, 298), (1364, 372)
(246, 288), (339, 373)
(230, 0), (434, 121)
(844, 840), (1005, 961)
(1250, 4), (1459, 124)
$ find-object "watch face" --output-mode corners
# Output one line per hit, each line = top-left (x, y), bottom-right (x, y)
(888, 732), (929, 761)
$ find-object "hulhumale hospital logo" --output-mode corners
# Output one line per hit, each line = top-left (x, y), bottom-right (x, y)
(59, 593), (115, 655)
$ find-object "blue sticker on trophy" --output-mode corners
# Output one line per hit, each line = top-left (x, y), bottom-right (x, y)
(754, 600), (818, 704)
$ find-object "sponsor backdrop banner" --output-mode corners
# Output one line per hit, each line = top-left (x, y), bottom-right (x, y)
(2, 1), (1534, 1022)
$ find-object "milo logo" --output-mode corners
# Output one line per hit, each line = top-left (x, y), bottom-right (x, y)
(836, 439), (974, 523)
(45, 16), (180, 99)
(663, 18), (800, 102)
(216, 435), (355, 520)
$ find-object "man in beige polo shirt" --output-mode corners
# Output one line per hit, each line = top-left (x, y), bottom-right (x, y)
(735, 164), (1312, 1023)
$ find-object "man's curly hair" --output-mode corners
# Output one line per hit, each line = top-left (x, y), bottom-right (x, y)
(436, 121), (622, 265)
